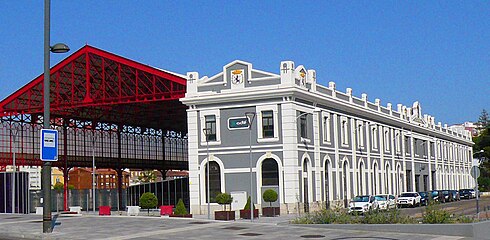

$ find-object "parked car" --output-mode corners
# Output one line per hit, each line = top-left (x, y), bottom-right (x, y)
(374, 194), (396, 210)
(418, 192), (431, 206)
(430, 190), (444, 203)
(397, 192), (421, 207)
(348, 195), (378, 214)
(440, 190), (452, 202)
(470, 188), (478, 198)
(459, 189), (472, 199)
(450, 190), (460, 201)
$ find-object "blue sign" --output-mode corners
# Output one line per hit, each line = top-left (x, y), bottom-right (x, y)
(228, 117), (250, 130)
(40, 129), (58, 161)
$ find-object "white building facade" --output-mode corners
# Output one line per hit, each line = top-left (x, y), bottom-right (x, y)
(180, 60), (474, 215)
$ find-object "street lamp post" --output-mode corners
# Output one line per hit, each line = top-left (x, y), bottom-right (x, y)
(11, 131), (16, 214)
(92, 135), (96, 214)
(245, 112), (256, 222)
(202, 128), (211, 220)
(43, 0), (70, 233)
(476, 149), (485, 220)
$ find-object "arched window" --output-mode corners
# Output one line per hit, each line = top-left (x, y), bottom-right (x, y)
(262, 159), (279, 186)
(206, 161), (221, 203)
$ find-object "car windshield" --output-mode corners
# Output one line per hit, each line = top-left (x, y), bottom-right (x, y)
(419, 192), (427, 197)
(374, 196), (386, 201)
(352, 196), (370, 202)
(400, 193), (416, 197)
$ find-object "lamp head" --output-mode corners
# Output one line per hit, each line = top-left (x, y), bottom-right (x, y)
(50, 43), (70, 53)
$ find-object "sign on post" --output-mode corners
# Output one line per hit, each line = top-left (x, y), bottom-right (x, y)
(471, 166), (480, 179)
(40, 129), (58, 161)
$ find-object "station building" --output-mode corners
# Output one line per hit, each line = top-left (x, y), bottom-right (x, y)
(180, 60), (474, 214)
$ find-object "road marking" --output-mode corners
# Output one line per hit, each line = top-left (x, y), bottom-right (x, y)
(430, 236), (463, 240)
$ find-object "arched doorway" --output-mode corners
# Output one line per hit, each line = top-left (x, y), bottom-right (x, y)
(385, 163), (390, 194)
(324, 159), (330, 209)
(342, 160), (349, 208)
(359, 161), (364, 195)
(261, 158), (279, 206)
(396, 164), (401, 195)
(303, 158), (310, 213)
(205, 161), (221, 203)
(372, 162), (378, 195)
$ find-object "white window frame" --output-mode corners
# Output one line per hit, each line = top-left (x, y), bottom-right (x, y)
(200, 109), (221, 146)
(322, 112), (331, 144)
(395, 131), (401, 154)
(257, 105), (279, 143)
(371, 125), (378, 150)
(356, 120), (364, 149)
(384, 127), (390, 152)
(341, 116), (349, 146)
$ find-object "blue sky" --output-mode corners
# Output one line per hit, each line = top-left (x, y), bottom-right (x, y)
(1, 1), (488, 125)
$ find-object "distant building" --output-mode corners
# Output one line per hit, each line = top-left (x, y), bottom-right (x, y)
(129, 170), (188, 186)
(68, 168), (130, 190)
(449, 122), (482, 137)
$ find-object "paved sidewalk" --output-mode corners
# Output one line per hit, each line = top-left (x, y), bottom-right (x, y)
(0, 213), (471, 240)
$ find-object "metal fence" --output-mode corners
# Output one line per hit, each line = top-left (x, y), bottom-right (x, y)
(29, 189), (127, 213)
(0, 172), (29, 214)
(127, 177), (189, 209)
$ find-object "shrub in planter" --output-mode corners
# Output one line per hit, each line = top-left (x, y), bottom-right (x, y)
(215, 192), (235, 221)
(139, 192), (158, 216)
(170, 199), (192, 218)
(262, 189), (280, 217)
(240, 196), (258, 219)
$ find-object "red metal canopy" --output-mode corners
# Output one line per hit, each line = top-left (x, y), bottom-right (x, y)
(0, 45), (187, 131)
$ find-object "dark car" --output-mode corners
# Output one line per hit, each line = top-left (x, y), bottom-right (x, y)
(450, 190), (460, 201)
(459, 189), (473, 199)
(418, 192), (431, 206)
(430, 190), (444, 203)
(439, 190), (452, 202)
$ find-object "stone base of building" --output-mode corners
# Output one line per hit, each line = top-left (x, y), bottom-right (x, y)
(190, 201), (349, 217)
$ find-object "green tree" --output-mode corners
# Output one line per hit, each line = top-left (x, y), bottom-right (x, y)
(262, 189), (278, 207)
(216, 192), (233, 211)
(139, 192), (158, 215)
(477, 109), (489, 130)
(52, 182), (74, 192)
(473, 110), (490, 191)
(174, 199), (188, 215)
(243, 196), (255, 210)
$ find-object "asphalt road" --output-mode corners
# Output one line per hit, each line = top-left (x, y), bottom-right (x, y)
(399, 195), (490, 219)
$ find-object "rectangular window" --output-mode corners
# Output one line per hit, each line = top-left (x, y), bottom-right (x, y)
(357, 122), (364, 148)
(405, 136), (410, 154)
(262, 110), (274, 138)
(395, 132), (401, 153)
(372, 126), (378, 149)
(384, 128), (390, 151)
(430, 142), (435, 157)
(413, 139), (418, 155)
(300, 114), (307, 138)
(341, 118), (349, 145)
(323, 114), (331, 143)
(205, 115), (217, 141)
